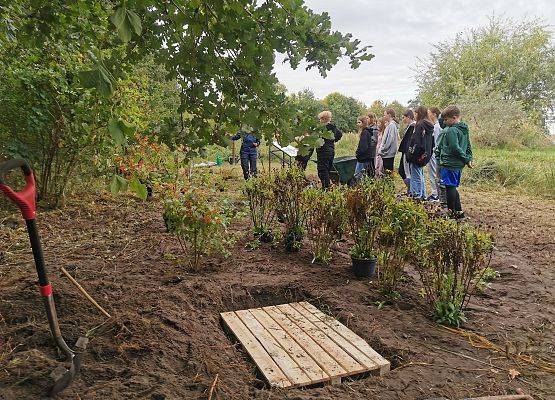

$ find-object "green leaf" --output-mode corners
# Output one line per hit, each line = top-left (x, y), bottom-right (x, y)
(129, 177), (148, 200)
(127, 10), (142, 35)
(108, 118), (126, 145)
(110, 175), (128, 195)
(110, 6), (127, 28)
(321, 129), (334, 140)
(78, 70), (98, 88)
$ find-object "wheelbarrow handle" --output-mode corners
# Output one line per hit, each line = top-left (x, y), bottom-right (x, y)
(0, 158), (36, 220)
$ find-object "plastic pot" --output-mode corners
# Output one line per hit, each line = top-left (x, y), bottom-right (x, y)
(351, 256), (377, 278)
(259, 231), (274, 243)
(284, 231), (303, 252)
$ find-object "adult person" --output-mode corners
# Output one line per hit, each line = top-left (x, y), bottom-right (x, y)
(316, 111), (342, 188)
(379, 108), (399, 173)
(230, 129), (260, 180)
(374, 117), (386, 178)
(426, 107), (442, 201)
(355, 114), (378, 179)
(398, 109), (416, 192)
(406, 106), (434, 199)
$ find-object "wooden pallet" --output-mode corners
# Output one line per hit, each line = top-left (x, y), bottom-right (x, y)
(221, 301), (390, 388)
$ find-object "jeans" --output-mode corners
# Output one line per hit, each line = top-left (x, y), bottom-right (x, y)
(354, 161), (369, 179)
(428, 154), (438, 197)
(409, 163), (426, 199)
(240, 152), (257, 180)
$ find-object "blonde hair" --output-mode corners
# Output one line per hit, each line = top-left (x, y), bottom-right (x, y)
(318, 111), (332, 122)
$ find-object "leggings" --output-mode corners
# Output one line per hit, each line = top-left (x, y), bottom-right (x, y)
(445, 185), (462, 212)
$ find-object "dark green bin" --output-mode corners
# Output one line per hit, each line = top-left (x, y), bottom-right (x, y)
(330, 156), (358, 184)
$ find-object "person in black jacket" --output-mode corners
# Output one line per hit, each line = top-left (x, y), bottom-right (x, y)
(398, 109), (415, 192)
(317, 111), (342, 188)
(355, 113), (378, 180)
(406, 106), (434, 199)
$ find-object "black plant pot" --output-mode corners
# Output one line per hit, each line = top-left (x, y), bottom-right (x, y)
(351, 256), (377, 278)
(259, 231), (274, 243)
(284, 231), (303, 252)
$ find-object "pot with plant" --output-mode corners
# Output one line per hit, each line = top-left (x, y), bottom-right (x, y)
(345, 179), (391, 278)
(273, 167), (308, 252)
(244, 176), (275, 243)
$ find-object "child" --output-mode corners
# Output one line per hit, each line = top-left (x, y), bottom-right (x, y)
(374, 117), (386, 178)
(407, 106), (434, 199)
(379, 108), (399, 173)
(398, 109), (415, 192)
(426, 107), (441, 201)
(231, 129), (261, 180)
(355, 114), (378, 179)
(435, 105), (473, 219)
(317, 111), (343, 188)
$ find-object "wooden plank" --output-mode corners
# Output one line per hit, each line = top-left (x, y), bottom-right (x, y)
(276, 304), (366, 374)
(299, 302), (390, 374)
(235, 309), (313, 387)
(220, 311), (290, 388)
(249, 308), (329, 384)
(263, 306), (347, 379)
(290, 303), (380, 372)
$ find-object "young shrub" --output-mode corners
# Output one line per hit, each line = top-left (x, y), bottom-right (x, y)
(378, 197), (428, 298)
(345, 178), (393, 260)
(272, 167), (308, 251)
(303, 187), (346, 264)
(163, 187), (234, 270)
(244, 176), (276, 241)
(415, 218), (494, 326)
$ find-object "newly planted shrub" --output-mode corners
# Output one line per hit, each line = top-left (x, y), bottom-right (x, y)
(163, 186), (234, 270)
(244, 176), (276, 241)
(378, 197), (427, 298)
(303, 187), (346, 264)
(414, 218), (494, 326)
(273, 167), (308, 251)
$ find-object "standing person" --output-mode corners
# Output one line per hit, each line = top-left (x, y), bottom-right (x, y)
(398, 109), (415, 192)
(316, 111), (342, 188)
(231, 129), (260, 180)
(435, 105), (473, 219)
(406, 106), (434, 199)
(374, 117), (386, 178)
(380, 108), (399, 173)
(355, 114), (377, 179)
(426, 107), (442, 201)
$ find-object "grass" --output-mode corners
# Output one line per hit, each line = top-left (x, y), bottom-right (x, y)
(198, 133), (555, 199)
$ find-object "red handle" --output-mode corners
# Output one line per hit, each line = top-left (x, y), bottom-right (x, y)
(0, 159), (37, 220)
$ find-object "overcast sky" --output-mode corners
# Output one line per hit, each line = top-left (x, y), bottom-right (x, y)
(273, 0), (555, 107)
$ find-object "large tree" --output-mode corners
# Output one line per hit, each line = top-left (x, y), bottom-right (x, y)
(322, 92), (366, 132)
(416, 17), (555, 126)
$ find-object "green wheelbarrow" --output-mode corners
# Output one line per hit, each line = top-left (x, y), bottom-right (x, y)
(330, 156), (358, 185)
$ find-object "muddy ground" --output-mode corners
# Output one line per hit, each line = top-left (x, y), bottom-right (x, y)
(1, 186), (554, 400)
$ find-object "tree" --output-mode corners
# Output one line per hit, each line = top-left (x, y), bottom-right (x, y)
(416, 17), (555, 126)
(323, 92), (366, 132)
(368, 100), (386, 118)
(289, 89), (324, 119)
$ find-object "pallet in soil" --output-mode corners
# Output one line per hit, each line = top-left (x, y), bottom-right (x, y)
(221, 301), (390, 389)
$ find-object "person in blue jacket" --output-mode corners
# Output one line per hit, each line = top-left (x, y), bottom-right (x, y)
(231, 130), (261, 180)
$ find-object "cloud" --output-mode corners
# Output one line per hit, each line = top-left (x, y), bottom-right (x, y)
(273, 0), (555, 106)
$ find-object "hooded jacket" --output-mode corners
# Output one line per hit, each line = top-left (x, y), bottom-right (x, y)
(406, 119), (434, 167)
(398, 122), (415, 154)
(435, 121), (472, 169)
(231, 131), (260, 155)
(379, 121), (399, 158)
(356, 125), (378, 162)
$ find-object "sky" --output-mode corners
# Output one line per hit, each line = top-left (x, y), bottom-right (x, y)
(273, 0), (555, 107)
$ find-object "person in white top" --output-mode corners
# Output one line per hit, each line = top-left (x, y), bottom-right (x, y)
(426, 107), (442, 201)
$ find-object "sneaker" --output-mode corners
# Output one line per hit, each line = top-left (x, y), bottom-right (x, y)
(426, 195), (439, 202)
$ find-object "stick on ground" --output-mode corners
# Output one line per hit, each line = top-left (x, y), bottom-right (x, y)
(60, 266), (112, 319)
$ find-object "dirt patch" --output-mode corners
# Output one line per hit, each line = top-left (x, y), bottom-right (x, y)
(1, 188), (554, 400)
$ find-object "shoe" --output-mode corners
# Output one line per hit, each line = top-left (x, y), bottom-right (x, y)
(451, 211), (465, 220)
(426, 195), (439, 202)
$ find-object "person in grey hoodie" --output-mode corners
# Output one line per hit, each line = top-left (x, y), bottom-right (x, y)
(379, 108), (399, 172)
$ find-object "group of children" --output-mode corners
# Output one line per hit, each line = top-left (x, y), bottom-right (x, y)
(231, 104), (472, 219)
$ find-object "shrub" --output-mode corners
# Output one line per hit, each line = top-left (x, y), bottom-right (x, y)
(303, 187), (346, 264)
(244, 176), (276, 239)
(345, 178), (393, 259)
(414, 218), (494, 326)
(378, 197), (427, 298)
(163, 186), (234, 270)
(272, 167), (308, 251)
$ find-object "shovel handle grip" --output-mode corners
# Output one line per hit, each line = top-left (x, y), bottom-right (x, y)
(0, 159), (36, 220)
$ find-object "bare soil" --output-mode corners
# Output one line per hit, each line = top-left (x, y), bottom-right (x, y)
(1, 187), (554, 400)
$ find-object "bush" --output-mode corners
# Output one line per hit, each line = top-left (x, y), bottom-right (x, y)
(303, 187), (346, 264)
(244, 176), (276, 239)
(163, 186), (234, 270)
(414, 218), (494, 326)
(272, 167), (308, 251)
